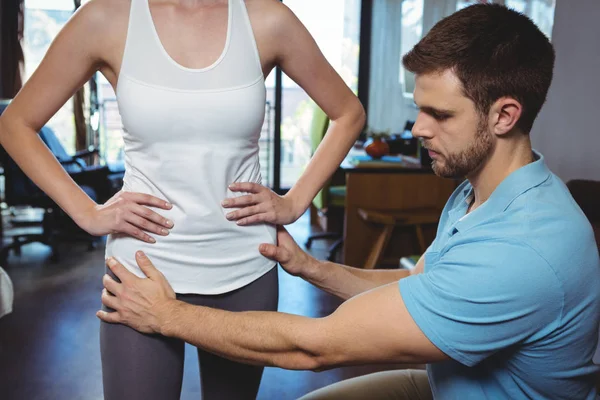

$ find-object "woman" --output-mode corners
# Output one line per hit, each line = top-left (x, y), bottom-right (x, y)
(0, 0), (365, 398)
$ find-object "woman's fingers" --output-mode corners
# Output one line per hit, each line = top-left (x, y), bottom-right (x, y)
(228, 182), (263, 194)
(222, 194), (258, 208)
(129, 203), (173, 230)
(105, 192), (174, 242)
(122, 192), (173, 210)
(226, 204), (264, 221)
(118, 221), (156, 243)
(123, 212), (169, 237)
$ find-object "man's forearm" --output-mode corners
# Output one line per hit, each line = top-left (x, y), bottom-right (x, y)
(304, 260), (410, 300)
(160, 301), (327, 370)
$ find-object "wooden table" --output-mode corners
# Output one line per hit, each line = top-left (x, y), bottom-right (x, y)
(340, 152), (457, 268)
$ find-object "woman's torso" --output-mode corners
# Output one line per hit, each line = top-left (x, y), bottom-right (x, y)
(104, 0), (276, 294)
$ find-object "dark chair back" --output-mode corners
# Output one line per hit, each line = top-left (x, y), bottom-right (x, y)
(567, 179), (600, 248)
(0, 102), (89, 206)
(567, 180), (600, 223)
(0, 103), (53, 207)
(567, 179), (600, 392)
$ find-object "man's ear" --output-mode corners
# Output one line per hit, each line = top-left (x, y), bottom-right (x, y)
(489, 97), (523, 136)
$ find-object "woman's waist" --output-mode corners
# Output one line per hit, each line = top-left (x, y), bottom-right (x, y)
(106, 224), (275, 267)
(122, 167), (250, 194)
(111, 211), (275, 240)
(121, 155), (264, 203)
(122, 146), (261, 177)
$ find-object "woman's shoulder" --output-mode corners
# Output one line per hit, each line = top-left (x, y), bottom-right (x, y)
(68, 0), (130, 49)
(61, 0), (131, 74)
(83, 0), (132, 12)
(73, 0), (131, 32)
(244, 0), (305, 37)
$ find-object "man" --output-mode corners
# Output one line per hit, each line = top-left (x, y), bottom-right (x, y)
(98, 4), (600, 399)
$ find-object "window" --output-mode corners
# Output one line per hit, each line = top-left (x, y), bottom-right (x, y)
(505, 0), (555, 38)
(400, 0), (424, 99)
(456, 0), (492, 10)
(371, 0), (557, 134)
(458, 0), (556, 38)
(23, 0), (76, 152)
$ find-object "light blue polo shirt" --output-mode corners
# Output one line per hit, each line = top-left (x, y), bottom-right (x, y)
(400, 151), (600, 399)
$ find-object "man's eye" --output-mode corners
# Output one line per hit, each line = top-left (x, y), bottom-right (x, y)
(433, 113), (450, 121)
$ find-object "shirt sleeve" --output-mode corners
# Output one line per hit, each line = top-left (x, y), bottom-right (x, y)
(399, 240), (563, 367)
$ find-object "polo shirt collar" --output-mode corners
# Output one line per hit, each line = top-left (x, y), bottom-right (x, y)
(449, 150), (551, 234)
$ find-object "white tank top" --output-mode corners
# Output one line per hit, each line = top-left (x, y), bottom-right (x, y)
(105, 0), (276, 295)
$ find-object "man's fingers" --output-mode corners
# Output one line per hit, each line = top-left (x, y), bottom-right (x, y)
(102, 274), (122, 296)
(106, 257), (136, 283)
(228, 182), (262, 194)
(135, 251), (161, 280)
(259, 243), (290, 263)
(276, 226), (294, 242)
(101, 288), (120, 310)
(124, 192), (173, 210)
(96, 310), (121, 324)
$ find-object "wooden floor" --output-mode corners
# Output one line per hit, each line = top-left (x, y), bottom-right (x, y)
(0, 212), (407, 400)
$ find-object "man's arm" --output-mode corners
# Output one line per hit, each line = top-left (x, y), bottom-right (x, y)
(301, 257), (423, 300)
(98, 253), (447, 370)
(259, 226), (425, 300)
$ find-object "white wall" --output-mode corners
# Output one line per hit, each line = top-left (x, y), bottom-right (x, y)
(531, 0), (600, 182)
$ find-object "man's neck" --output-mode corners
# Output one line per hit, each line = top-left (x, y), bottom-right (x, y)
(466, 137), (534, 213)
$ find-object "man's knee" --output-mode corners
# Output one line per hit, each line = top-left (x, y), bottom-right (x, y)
(298, 369), (432, 400)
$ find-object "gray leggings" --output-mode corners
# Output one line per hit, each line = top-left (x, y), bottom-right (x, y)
(100, 266), (279, 400)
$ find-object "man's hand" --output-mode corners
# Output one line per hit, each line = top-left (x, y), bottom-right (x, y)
(96, 252), (177, 335)
(259, 226), (320, 279)
(222, 183), (302, 226)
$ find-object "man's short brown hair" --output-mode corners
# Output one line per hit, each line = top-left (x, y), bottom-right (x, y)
(403, 4), (555, 133)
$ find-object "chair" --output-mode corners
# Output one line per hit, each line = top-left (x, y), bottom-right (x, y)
(566, 179), (600, 248)
(566, 179), (600, 393)
(0, 100), (124, 262)
(357, 207), (441, 269)
(304, 103), (346, 261)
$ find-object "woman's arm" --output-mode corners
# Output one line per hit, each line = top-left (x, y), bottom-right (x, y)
(0, 0), (173, 242)
(273, 2), (366, 215)
(223, 0), (365, 225)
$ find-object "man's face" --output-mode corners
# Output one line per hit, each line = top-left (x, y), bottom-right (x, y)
(412, 70), (494, 179)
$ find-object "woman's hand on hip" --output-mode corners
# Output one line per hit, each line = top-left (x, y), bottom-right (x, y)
(77, 191), (174, 243)
(222, 182), (301, 225)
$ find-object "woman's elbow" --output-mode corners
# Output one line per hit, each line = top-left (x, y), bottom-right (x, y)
(353, 99), (366, 131)
(0, 113), (24, 143)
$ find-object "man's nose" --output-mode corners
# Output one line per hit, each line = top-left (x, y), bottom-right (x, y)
(411, 112), (432, 139)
